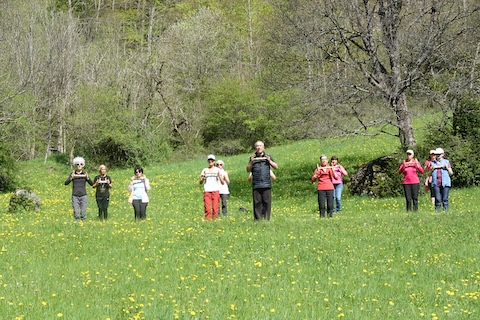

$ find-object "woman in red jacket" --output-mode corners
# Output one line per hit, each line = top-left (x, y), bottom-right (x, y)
(312, 155), (338, 218)
(398, 150), (424, 212)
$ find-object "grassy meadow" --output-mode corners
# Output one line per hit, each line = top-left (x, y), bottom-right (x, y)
(0, 134), (479, 319)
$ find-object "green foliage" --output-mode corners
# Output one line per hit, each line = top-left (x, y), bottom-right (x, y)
(453, 97), (480, 141)
(67, 85), (172, 167)
(0, 145), (16, 192)
(203, 79), (264, 153)
(50, 152), (70, 165)
(203, 79), (298, 153)
(421, 98), (480, 187)
(91, 137), (144, 167)
(370, 156), (405, 198)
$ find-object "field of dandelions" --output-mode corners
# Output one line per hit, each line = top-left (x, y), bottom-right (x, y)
(1, 135), (478, 320)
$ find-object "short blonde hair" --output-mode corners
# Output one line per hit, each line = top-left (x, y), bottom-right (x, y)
(98, 164), (107, 173)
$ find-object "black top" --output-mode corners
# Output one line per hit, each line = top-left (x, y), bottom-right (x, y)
(65, 171), (93, 196)
(250, 153), (275, 189)
(94, 175), (112, 197)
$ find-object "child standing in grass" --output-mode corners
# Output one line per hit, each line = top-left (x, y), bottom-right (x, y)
(65, 156), (93, 222)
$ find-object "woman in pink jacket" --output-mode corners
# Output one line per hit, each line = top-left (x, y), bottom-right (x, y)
(398, 150), (424, 212)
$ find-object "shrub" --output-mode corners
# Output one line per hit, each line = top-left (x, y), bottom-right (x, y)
(421, 97), (480, 188)
(0, 144), (16, 192)
(208, 139), (247, 156)
(349, 154), (404, 197)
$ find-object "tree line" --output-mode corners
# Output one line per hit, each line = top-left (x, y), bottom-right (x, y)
(1, 0), (479, 191)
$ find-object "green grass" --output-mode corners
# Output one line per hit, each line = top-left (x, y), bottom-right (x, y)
(1, 135), (479, 319)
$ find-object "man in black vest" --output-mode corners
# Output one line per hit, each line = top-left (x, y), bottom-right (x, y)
(246, 141), (278, 220)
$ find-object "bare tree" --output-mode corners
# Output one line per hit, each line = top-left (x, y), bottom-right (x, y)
(269, 0), (478, 149)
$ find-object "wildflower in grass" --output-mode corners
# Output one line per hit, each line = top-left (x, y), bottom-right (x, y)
(57, 314), (63, 318)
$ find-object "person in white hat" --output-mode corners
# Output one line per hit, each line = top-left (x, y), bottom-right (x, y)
(430, 148), (453, 212)
(200, 154), (224, 220)
(398, 150), (424, 212)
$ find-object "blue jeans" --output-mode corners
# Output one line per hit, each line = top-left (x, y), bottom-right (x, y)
(333, 183), (343, 212)
(433, 185), (450, 212)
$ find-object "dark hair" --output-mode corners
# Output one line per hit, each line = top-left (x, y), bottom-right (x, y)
(134, 166), (143, 174)
(331, 156), (338, 161)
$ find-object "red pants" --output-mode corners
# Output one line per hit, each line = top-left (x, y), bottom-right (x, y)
(203, 191), (220, 220)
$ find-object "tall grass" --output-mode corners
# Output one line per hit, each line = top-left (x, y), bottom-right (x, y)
(1, 134), (478, 319)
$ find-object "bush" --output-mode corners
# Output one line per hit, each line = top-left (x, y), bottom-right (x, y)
(420, 97), (480, 188)
(349, 154), (404, 197)
(0, 145), (16, 192)
(208, 139), (247, 156)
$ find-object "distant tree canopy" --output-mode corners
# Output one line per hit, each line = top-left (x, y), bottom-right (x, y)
(0, 0), (479, 174)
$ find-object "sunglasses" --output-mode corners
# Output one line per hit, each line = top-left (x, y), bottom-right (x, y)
(76, 163), (84, 166)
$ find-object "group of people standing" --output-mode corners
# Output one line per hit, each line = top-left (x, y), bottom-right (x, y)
(398, 148), (453, 213)
(200, 140), (279, 221)
(201, 140), (348, 221)
(64, 157), (113, 222)
(199, 154), (229, 220)
(65, 157), (151, 222)
(65, 142), (451, 223)
(311, 155), (349, 218)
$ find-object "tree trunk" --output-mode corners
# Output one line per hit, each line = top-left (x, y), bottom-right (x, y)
(394, 93), (416, 149)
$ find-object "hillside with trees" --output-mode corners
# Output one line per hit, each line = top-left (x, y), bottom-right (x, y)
(1, 0), (479, 189)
